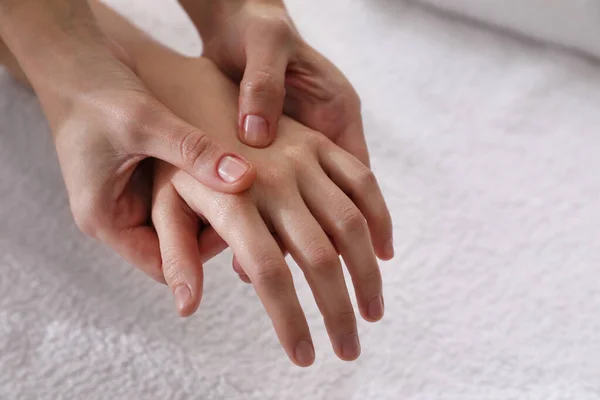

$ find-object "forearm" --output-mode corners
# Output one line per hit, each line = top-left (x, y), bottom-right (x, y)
(0, 0), (105, 84)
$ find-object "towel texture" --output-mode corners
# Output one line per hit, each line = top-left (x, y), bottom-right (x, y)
(1, 0), (600, 399)
(417, 0), (600, 58)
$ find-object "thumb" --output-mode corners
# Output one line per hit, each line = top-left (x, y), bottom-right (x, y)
(238, 42), (289, 148)
(140, 106), (256, 194)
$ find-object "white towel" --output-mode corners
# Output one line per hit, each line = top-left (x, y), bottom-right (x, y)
(417, 0), (600, 58)
(1, 0), (600, 398)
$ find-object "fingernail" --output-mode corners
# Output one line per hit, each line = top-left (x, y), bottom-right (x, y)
(217, 155), (250, 183)
(295, 340), (315, 366)
(368, 295), (384, 321)
(174, 285), (192, 313)
(342, 335), (361, 360)
(385, 238), (395, 259)
(243, 115), (270, 146)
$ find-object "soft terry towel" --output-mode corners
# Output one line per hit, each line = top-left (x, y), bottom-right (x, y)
(417, 0), (600, 58)
(1, 0), (600, 399)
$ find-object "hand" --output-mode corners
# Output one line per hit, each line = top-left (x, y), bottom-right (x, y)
(147, 57), (393, 366)
(0, 0), (256, 281)
(181, 0), (371, 165)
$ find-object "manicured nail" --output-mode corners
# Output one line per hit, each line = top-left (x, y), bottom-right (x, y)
(385, 238), (395, 259)
(217, 155), (250, 183)
(295, 340), (315, 366)
(368, 295), (384, 321)
(174, 285), (192, 314)
(342, 335), (361, 360)
(243, 115), (270, 146)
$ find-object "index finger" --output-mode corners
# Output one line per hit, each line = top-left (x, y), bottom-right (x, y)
(171, 174), (315, 367)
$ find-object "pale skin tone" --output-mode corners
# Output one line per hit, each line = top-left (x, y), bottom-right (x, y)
(0, 2), (394, 366)
(0, 0), (389, 288)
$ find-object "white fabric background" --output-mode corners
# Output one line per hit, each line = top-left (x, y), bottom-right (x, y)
(416, 0), (600, 59)
(1, 0), (600, 399)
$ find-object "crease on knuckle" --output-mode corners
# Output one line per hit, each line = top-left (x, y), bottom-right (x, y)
(337, 308), (357, 329)
(179, 130), (213, 170)
(280, 310), (308, 337)
(252, 13), (295, 43)
(306, 243), (338, 273)
(363, 268), (382, 288)
(242, 70), (285, 100)
(335, 205), (366, 235)
(254, 255), (288, 288)
(356, 167), (378, 193)
(117, 96), (157, 152)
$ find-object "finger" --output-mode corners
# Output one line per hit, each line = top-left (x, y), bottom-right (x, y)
(319, 143), (394, 260)
(217, 206), (314, 367)
(333, 118), (370, 168)
(137, 105), (256, 193)
(171, 176), (314, 367)
(86, 189), (164, 285)
(299, 167), (384, 323)
(270, 195), (360, 361)
(152, 181), (204, 317)
(232, 257), (252, 284)
(238, 40), (289, 148)
(232, 234), (288, 284)
(197, 225), (228, 263)
(101, 225), (165, 285)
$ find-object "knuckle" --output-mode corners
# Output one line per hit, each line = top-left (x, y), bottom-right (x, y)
(356, 167), (378, 192)
(265, 15), (294, 38)
(116, 95), (157, 151)
(307, 244), (338, 273)
(335, 205), (366, 235)
(280, 310), (308, 335)
(254, 255), (288, 284)
(364, 268), (382, 288)
(253, 13), (295, 42)
(70, 194), (102, 238)
(179, 130), (215, 169)
(337, 308), (357, 328)
(242, 70), (285, 100)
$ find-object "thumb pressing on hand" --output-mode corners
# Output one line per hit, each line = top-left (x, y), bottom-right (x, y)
(238, 40), (289, 148)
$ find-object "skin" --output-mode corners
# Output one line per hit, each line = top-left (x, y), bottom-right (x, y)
(180, 0), (373, 166)
(0, 1), (395, 365)
(89, 3), (394, 366)
(0, 0), (390, 286)
(0, 0), (258, 282)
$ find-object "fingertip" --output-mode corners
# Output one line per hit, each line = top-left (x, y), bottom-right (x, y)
(375, 240), (395, 261)
(240, 114), (275, 148)
(174, 284), (194, 317)
(172, 279), (203, 318)
(294, 340), (316, 367)
(216, 154), (257, 193)
(339, 335), (361, 362)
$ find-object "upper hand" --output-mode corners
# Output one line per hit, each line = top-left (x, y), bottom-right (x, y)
(16, 30), (256, 281)
(182, 0), (370, 165)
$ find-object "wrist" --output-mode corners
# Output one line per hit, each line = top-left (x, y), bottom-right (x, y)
(0, 0), (106, 85)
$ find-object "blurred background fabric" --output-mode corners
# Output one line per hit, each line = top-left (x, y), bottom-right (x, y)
(416, 0), (600, 59)
(1, 0), (600, 399)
